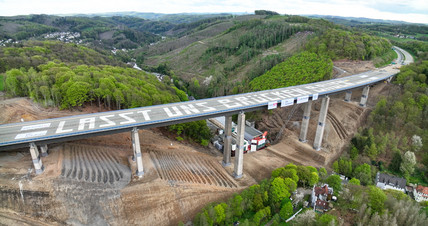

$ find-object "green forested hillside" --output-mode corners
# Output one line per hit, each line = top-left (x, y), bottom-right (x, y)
(0, 41), (125, 73)
(145, 16), (327, 98)
(305, 28), (392, 60)
(0, 15), (168, 49)
(332, 53), (428, 189)
(145, 15), (395, 99)
(3, 61), (182, 109)
(250, 51), (333, 91)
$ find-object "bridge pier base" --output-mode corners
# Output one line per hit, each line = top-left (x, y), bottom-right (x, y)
(131, 127), (144, 177)
(344, 90), (352, 102)
(222, 115), (232, 167)
(233, 112), (245, 179)
(313, 96), (330, 151)
(299, 100), (312, 142)
(359, 86), (370, 107)
(40, 144), (48, 157)
(29, 143), (44, 174)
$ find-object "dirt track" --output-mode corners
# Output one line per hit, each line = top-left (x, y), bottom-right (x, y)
(0, 61), (395, 224)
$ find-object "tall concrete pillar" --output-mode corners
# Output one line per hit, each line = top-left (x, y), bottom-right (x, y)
(40, 144), (48, 157)
(222, 115), (233, 167)
(344, 90), (352, 102)
(29, 142), (44, 174)
(313, 96), (330, 151)
(131, 127), (144, 177)
(359, 86), (370, 107)
(299, 99), (312, 143)
(233, 112), (245, 179)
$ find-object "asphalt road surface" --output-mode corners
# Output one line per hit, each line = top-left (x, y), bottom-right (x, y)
(0, 47), (411, 150)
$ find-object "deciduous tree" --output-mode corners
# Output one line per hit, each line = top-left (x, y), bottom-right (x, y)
(400, 151), (416, 177)
(368, 186), (386, 214)
(326, 175), (342, 193)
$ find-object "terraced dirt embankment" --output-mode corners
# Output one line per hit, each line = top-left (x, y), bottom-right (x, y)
(54, 144), (131, 225)
(327, 110), (349, 140)
(150, 150), (237, 188)
(60, 144), (130, 185)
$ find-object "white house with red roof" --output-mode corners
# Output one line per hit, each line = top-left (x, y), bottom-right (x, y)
(413, 185), (428, 202)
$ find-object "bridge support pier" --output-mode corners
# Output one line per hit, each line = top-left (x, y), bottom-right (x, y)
(359, 86), (370, 107)
(29, 143), (44, 174)
(313, 96), (330, 151)
(40, 144), (48, 157)
(233, 112), (245, 179)
(222, 115), (232, 167)
(299, 100), (312, 143)
(131, 127), (144, 177)
(344, 90), (352, 102)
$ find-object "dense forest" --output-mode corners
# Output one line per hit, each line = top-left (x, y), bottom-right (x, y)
(305, 28), (392, 60)
(191, 163), (428, 225)
(3, 61), (183, 109)
(250, 51), (333, 91)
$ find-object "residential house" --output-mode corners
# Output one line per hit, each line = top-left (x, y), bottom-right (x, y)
(311, 184), (333, 212)
(413, 185), (428, 202)
(375, 172), (406, 192)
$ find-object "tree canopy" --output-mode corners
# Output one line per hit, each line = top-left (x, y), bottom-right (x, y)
(250, 51), (333, 91)
(3, 61), (181, 109)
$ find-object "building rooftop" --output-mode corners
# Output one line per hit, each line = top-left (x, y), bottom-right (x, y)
(416, 185), (428, 195)
(376, 172), (406, 189)
(315, 185), (329, 196)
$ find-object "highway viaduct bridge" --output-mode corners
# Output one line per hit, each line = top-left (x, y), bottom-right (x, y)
(0, 47), (413, 179)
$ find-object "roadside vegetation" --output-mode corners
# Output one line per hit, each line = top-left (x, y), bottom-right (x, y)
(373, 48), (397, 67)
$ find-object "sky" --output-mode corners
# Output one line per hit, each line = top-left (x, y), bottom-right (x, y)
(0, 0), (427, 24)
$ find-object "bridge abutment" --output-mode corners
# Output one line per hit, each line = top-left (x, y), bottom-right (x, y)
(344, 90), (352, 102)
(359, 86), (370, 107)
(299, 100), (312, 142)
(29, 142), (44, 174)
(222, 115), (232, 167)
(313, 96), (330, 151)
(233, 112), (245, 179)
(131, 127), (144, 177)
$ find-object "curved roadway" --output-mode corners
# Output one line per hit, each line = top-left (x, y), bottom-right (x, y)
(0, 47), (412, 150)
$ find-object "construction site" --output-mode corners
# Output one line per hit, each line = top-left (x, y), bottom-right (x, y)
(0, 60), (395, 225)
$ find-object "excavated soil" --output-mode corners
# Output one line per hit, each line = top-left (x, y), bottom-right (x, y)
(0, 61), (394, 225)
